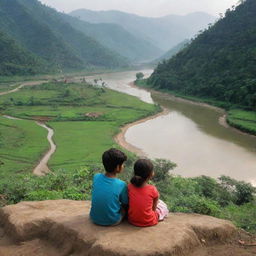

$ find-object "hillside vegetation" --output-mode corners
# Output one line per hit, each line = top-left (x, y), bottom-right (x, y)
(148, 0), (256, 134)
(63, 15), (163, 62)
(153, 39), (190, 64)
(149, 0), (256, 110)
(0, 31), (46, 75)
(0, 0), (127, 75)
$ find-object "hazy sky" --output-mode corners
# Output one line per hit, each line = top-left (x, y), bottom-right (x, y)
(39, 0), (239, 17)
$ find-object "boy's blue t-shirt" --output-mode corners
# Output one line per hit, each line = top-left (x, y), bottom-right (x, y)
(90, 173), (128, 226)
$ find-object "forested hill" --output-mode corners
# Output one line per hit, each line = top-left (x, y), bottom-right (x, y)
(149, 0), (256, 110)
(62, 15), (163, 62)
(0, 31), (46, 76)
(153, 39), (190, 64)
(70, 9), (215, 51)
(0, 0), (127, 75)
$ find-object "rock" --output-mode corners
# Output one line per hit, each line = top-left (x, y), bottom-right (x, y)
(0, 200), (237, 256)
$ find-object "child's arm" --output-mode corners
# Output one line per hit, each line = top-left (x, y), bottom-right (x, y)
(152, 196), (159, 211)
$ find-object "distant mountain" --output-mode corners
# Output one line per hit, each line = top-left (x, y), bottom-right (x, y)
(153, 39), (190, 64)
(0, 0), (127, 73)
(149, 0), (256, 109)
(62, 15), (163, 62)
(70, 9), (216, 51)
(0, 30), (46, 76)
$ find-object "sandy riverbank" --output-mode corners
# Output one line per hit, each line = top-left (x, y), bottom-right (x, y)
(114, 107), (170, 156)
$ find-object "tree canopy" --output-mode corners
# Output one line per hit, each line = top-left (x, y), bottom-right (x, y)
(149, 0), (256, 110)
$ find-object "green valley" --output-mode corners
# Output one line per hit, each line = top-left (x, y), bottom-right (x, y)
(0, 80), (159, 177)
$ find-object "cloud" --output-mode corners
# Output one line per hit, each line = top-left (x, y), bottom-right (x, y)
(40, 0), (239, 17)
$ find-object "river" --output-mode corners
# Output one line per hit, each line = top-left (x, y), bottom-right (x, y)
(91, 70), (256, 185)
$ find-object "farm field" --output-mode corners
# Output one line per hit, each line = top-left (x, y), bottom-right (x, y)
(0, 80), (158, 177)
(0, 116), (48, 179)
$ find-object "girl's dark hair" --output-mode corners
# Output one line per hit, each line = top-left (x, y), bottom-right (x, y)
(130, 159), (154, 187)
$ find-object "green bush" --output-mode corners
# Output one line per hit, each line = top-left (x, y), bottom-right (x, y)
(171, 195), (221, 216)
(25, 190), (63, 201)
(220, 203), (256, 233)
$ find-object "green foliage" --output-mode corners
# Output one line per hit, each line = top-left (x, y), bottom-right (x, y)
(136, 72), (144, 81)
(149, 0), (256, 111)
(220, 202), (256, 233)
(25, 190), (63, 201)
(0, 0), (127, 76)
(153, 39), (190, 64)
(227, 109), (256, 135)
(152, 159), (176, 183)
(0, 168), (94, 204)
(154, 170), (255, 232)
(219, 176), (256, 205)
(172, 195), (221, 216)
(0, 30), (45, 76)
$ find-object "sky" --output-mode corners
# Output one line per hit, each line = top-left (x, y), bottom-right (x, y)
(39, 0), (239, 17)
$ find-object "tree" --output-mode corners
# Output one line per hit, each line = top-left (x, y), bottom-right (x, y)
(136, 72), (144, 80)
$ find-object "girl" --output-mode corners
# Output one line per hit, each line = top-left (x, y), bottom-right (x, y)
(128, 159), (169, 227)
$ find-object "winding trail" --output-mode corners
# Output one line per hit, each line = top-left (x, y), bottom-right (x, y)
(33, 122), (56, 176)
(2, 115), (56, 176)
(0, 81), (45, 96)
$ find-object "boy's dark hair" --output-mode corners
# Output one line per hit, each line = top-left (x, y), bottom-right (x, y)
(131, 159), (154, 187)
(102, 148), (127, 173)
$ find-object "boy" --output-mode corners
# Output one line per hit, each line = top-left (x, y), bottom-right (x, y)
(90, 148), (128, 226)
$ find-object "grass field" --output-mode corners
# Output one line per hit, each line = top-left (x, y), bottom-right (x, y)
(0, 83), (21, 93)
(0, 116), (48, 179)
(227, 109), (256, 135)
(0, 81), (158, 176)
(48, 121), (117, 170)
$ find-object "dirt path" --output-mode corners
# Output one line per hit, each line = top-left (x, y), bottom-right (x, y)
(33, 122), (56, 176)
(0, 81), (45, 96)
(114, 107), (170, 156)
(2, 116), (56, 176)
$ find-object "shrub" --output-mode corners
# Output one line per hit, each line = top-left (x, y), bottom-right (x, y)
(171, 195), (221, 216)
(25, 190), (63, 201)
(152, 159), (176, 183)
(220, 203), (256, 233)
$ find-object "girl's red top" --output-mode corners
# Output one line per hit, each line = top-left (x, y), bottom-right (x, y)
(128, 183), (159, 227)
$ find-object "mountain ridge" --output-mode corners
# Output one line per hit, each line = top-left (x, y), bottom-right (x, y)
(70, 9), (216, 50)
(0, 0), (128, 74)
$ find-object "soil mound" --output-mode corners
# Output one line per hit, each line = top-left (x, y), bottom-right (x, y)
(0, 200), (255, 256)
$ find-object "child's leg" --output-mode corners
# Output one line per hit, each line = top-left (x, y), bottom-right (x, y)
(156, 200), (169, 221)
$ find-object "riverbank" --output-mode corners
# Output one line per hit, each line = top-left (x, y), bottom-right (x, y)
(114, 107), (169, 156)
(135, 80), (256, 137)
